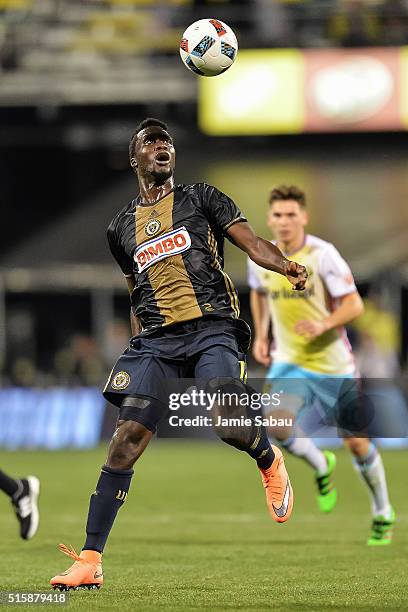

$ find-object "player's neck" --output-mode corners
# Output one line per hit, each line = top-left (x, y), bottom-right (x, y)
(277, 233), (306, 256)
(138, 176), (175, 205)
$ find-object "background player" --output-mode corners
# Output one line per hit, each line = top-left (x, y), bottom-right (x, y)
(248, 185), (395, 545)
(0, 469), (40, 540)
(50, 119), (307, 591)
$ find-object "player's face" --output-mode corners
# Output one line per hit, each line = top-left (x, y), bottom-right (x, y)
(267, 200), (308, 243)
(133, 126), (176, 182)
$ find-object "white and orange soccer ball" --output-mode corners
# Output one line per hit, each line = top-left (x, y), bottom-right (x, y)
(179, 19), (238, 77)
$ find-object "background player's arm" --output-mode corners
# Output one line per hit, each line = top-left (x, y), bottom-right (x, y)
(125, 274), (141, 336)
(227, 221), (307, 290)
(250, 289), (272, 366)
(295, 244), (364, 339)
(295, 292), (364, 339)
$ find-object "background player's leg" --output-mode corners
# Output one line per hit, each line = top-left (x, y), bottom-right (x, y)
(280, 436), (328, 474)
(264, 366), (328, 472)
(0, 469), (20, 497)
(0, 469), (40, 540)
(345, 437), (394, 545)
(345, 437), (392, 517)
(338, 376), (394, 539)
(280, 436), (337, 513)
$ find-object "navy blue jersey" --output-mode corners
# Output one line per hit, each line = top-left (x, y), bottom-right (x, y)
(107, 183), (247, 332)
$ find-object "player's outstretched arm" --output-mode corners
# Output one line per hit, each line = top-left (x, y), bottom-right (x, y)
(227, 221), (307, 290)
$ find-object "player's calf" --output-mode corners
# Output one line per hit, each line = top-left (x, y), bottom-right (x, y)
(107, 420), (153, 469)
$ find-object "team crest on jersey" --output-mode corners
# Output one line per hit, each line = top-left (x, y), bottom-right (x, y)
(111, 371), (131, 390)
(135, 226), (191, 273)
(145, 219), (161, 237)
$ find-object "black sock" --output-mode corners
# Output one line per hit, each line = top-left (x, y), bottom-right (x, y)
(83, 465), (133, 553)
(0, 470), (20, 498)
(245, 426), (275, 470)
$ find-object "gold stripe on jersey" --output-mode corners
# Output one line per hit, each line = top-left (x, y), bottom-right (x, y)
(135, 192), (202, 326)
(239, 359), (247, 383)
(207, 227), (240, 318)
(103, 367), (115, 394)
(125, 275), (136, 295)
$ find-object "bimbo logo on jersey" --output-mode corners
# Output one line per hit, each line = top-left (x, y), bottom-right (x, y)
(134, 226), (191, 273)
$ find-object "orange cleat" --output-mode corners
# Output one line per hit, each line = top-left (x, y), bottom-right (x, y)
(50, 544), (103, 591)
(259, 445), (293, 523)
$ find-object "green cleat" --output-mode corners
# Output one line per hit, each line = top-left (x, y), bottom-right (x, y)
(367, 508), (395, 546)
(315, 450), (337, 513)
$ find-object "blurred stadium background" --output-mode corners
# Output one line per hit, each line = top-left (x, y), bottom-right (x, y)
(1, 0), (408, 447)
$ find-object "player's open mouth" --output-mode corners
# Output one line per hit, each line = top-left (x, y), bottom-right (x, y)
(155, 152), (171, 165)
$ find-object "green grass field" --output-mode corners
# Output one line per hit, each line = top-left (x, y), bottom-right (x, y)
(0, 442), (407, 611)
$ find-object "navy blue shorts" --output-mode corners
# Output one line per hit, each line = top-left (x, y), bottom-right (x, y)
(103, 317), (248, 432)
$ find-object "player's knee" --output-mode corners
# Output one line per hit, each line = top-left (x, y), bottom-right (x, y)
(219, 435), (246, 451)
(263, 408), (294, 441)
(213, 419), (247, 451)
(344, 436), (369, 457)
(123, 420), (152, 446)
(270, 428), (289, 442)
(108, 420), (152, 468)
(216, 423), (253, 452)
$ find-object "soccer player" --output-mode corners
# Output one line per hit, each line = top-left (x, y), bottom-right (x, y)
(0, 469), (40, 539)
(248, 185), (395, 545)
(50, 119), (307, 591)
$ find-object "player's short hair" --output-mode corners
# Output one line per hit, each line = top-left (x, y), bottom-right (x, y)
(129, 118), (169, 160)
(269, 185), (306, 208)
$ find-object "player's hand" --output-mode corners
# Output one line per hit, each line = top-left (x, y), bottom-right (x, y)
(295, 319), (329, 340)
(252, 338), (272, 367)
(284, 260), (307, 291)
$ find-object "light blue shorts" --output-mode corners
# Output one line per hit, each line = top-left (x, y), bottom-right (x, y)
(263, 362), (359, 435)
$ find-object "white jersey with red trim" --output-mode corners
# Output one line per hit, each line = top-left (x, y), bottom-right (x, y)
(248, 234), (356, 375)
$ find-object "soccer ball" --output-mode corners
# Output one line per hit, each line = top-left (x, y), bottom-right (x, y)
(179, 19), (238, 77)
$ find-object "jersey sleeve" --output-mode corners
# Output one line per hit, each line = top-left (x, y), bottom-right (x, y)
(201, 184), (247, 234)
(247, 257), (265, 291)
(107, 217), (133, 277)
(319, 244), (357, 298)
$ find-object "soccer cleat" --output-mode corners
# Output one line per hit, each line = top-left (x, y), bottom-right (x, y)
(11, 476), (40, 540)
(367, 508), (396, 546)
(315, 450), (337, 514)
(50, 544), (103, 591)
(259, 445), (293, 523)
